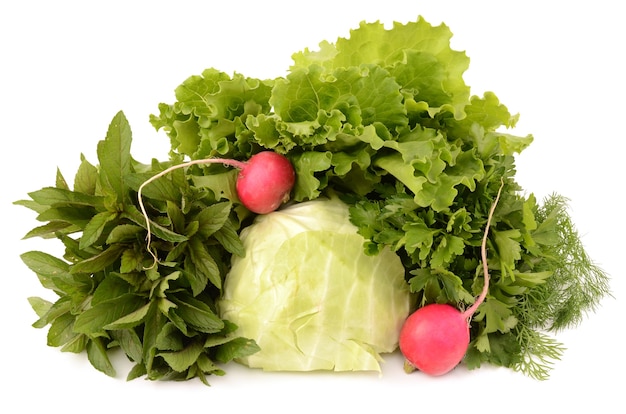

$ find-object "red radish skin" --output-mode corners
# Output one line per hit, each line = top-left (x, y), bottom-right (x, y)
(235, 151), (296, 214)
(137, 151), (295, 268)
(399, 180), (504, 376)
(399, 304), (470, 376)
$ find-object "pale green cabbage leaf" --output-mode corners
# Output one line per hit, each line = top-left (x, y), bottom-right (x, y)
(218, 197), (411, 371)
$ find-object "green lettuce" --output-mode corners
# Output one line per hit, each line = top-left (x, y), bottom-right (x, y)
(150, 17), (494, 207)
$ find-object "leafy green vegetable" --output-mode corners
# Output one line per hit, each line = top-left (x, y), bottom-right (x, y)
(16, 111), (258, 385)
(18, 16), (610, 382)
(219, 197), (412, 372)
(150, 17), (610, 379)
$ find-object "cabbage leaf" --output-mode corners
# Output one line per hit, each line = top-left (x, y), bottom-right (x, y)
(219, 198), (411, 371)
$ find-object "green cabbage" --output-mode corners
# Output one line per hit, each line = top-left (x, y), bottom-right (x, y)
(218, 197), (411, 372)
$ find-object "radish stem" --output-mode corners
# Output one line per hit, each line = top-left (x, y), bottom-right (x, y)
(138, 157), (247, 269)
(462, 178), (505, 320)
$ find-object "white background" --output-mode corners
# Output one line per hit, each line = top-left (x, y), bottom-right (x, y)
(1, 1), (624, 412)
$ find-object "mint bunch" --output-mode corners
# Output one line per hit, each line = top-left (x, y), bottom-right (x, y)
(18, 112), (258, 384)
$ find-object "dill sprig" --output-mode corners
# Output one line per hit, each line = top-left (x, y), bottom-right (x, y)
(511, 193), (611, 378)
(513, 327), (566, 380)
(526, 193), (611, 330)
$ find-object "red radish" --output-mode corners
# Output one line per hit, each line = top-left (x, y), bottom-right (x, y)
(138, 151), (295, 267)
(235, 151), (296, 214)
(399, 180), (504, 376)
(399, 303), (471, 376)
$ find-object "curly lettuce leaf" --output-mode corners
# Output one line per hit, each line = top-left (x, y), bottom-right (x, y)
(150, 69), (273, 159)
(291, 17), (470, 119)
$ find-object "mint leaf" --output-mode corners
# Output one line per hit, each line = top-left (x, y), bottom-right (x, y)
(156, 322), (184, 351)
(74, 294), (146, 335)
(122, 204), (188, 243)
(105, 224), (143, 244)
(125, 171), (182, 202)
(22, 221), (75, 239)
(30, 296), (72, 329)
(110, 329), (143, 363)
(159, 340), (204, 372)
(27, 187), (104, 208)
(105, 303), (151, 330)
(74, 154), (99, 195)
(87, 337), (116, 377)
(214, 218), (245, 257)
(193, 201), (232, 238)
(187, 237), (220, 292)
(20, 251), (73, 292)
(168, 293), (224, 334)
(70, 244), (126, 274)
(97, 111), (132, 204)
(47, 312), (79, 347)
(27, 296), (53, 318)
(214, 337), (261, 364)
(80, 211), (118, 249)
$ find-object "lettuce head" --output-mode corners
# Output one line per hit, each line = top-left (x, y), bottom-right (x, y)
(218, 197), (411, 372)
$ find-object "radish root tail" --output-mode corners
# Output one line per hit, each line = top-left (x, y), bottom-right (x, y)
(137, 157), (246, 270)
(462, 178), (505, 320)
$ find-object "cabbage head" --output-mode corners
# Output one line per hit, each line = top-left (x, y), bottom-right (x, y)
(218, 197), (412, 372)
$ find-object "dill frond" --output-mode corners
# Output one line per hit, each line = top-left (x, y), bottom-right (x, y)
(507, 193), (611, 379)
(513, 326), (566, 380)
(533, 193), (612, 332)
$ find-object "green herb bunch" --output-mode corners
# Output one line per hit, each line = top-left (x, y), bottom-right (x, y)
(17, 112), (258, 384)
(17, 17), (610, 383)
